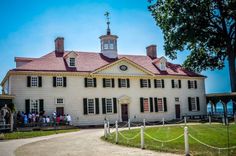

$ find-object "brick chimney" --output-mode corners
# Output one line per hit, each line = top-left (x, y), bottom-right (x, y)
(55, 37), (64, 53)
(146, 45), (157, 59)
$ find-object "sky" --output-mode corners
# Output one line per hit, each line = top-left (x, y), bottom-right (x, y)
(0, 0), (231, 93)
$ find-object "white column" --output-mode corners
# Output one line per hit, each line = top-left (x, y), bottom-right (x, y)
(184, 116), (187, 125)
(128, 119), (130, 130)
(141, 126), (144, 149)
(104, 123), (107, 139)
(209, 116), (211, 125)
(143, 119), (146, 128)
(162, 118), (165, 126)
(107, 121), (110, 134)
(184, 127), (189, 156)
(115, 121), (118, 144)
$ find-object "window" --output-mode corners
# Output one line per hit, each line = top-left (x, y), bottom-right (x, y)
(109, 40), (114, 49)
(31, 76), (38, 87)
(160, 62), (166, 70)
(175, 97), (180, 102)
(69, 58), (75, 67)
(141, 79), (148, 88)
(87, 78), (94, 87)
(106, 98), (113, 113)
(87, 99), (95, 114)
(120, 79), (127, 87)
(188, 80), (197, 89)
(174, 81), (179, 88)
(104, 41), (109, 49)
(143, 98), (149, 112)
(105, 79), (112, 87)
(189, 81), (194, 88)
(56, 77), (63, 86)
(56, 98), (64, 104)
(191, 98), (197, 111)
(172, 80), (181, 88)
(155, 80), (162, 88)
(157, 98), (164, 112)
(30, 100), (39, 113)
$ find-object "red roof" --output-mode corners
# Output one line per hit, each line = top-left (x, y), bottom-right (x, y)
(13, 51), (204, 77)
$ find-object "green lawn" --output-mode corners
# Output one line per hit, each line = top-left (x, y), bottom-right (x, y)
(102, 124), (236, 156)
(0, 128), (79, 140)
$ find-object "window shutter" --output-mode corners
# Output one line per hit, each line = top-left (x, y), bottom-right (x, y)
(38, 76), (42, 87)
(102, 98), (106, 114)
(39, 99), (44, 113)
(149, 97), (153, 112)
(63, 77), (67, 87)
(93, 78), (97, 87)
(188, 97), (192, 111)
(171, 80), (175, 88)
(154, 79), (157, 88)
(103, 78), (106, 88)
(84, 78), (87, 87)
(194, 80), (197, 89)
(83, 98), (88, 115)
(118, 79), (121, 88)
(178, 80), (181, 88)
(196, 97), (200, 111)
(163, 97), (167, 112)
(127, 79), (130, 88)
(148, 79), (151, 88)
(154, 97), (158, 112)
(25, 99), (30, 114)
(53, 77), (56, 87)
(140, 79), (143, 88)
(112, 79), (115, 88)
(140, 97), (144, 112)
(162, 79), (165, 88)
(113, 98), (117, 113)
(188, 80), (191, 89)
(27, 76), (31, 87)
(95, 98), (99, 114)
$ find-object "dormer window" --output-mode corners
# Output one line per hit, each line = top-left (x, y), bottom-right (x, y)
(160, 62), (166, 71)
(69, 58), (75, 67)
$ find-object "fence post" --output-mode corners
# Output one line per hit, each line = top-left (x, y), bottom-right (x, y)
(209, 116), (211, 125)
(104, 123), (107, 139)
(115, 121), (118, 144)
(184, 127), (190, 156)
(184, 116), (187, 126)
(141, 126), (144, 149)
(226, 117), (228, 125)
(107, 121), (110, 134)
(234, 114), (236, 124)
(222, 117), (225, 125)
(162, 118), (165, 126)
(128, 119), (130, 130)
(143, 119), (146, 128)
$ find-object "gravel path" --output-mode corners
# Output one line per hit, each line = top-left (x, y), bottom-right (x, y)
(8, 128), (180, 156)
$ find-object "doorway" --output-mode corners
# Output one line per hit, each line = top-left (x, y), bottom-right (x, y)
(175, 104), (180, 119)
(121, 104), (128, 121)
(56, 107), (64, 116)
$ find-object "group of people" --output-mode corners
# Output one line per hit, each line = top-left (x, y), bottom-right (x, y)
(16, 111), (72, 126)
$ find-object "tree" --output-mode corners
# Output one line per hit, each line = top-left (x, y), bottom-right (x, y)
(148, 0), (236, 92)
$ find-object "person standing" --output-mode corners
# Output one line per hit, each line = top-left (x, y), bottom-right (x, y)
(66, 114), (72, 125)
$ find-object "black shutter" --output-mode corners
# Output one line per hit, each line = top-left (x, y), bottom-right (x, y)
(95, 98), (99, 114)
(196, 97), (200, 111)
(154, 97), (158, 112)
(83, 98), (88, 115)
(154, 79), (157, 88)
(25, 99), (30, 114)
(163, 97), (167, 112)
(194, 80), (197, 89)
(38, 76), (42, 87)
(93, 78), (97, 87)
(188, 80), (191, 89)
(39, 99), (44, 113)
(103, 78), (106, 88)
(140, 79), (143, 88)
(149, 97), (153, 112)
(188, 97), (192, 111)
(27, 76), (31, 87)
(112, 78), (115, 88)
(118, 79), (121, 88)
(162, 79), (165, 88)
(53, 77), (56, 87)
(178, 80), (181, 88)
(148, 79), (151, 88)
(140, 97), (144, 112)
(113, 98), (117, 113)
(84, 78), (88, 87)
(127, 79), (130, 88)
(63, 77), (67, 87)
(102, 98), (106, 114)
(171, 80), (175, 88)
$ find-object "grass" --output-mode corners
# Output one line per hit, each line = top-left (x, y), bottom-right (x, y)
(0, 128), (79, 140)
(102, 124), (236, 156)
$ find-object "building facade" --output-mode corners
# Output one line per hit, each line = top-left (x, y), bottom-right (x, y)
(1, 24), (207, 126)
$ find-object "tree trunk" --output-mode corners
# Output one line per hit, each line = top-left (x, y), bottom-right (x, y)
(228, 54), (236, 92)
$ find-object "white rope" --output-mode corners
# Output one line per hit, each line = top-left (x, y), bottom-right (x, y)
(144, 132), (184, 143)
(164, 119), (185, 124)
(189, 134), (236, 150)
(118, 131), (140, 141)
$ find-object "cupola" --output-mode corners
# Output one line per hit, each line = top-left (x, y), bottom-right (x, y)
(100, 12), (118, 59)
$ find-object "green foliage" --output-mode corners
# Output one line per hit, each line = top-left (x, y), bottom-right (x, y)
(148, 0), (236, 73)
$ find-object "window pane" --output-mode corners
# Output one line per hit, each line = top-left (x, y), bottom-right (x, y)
(88, 99), (95, 114)
(70, 58), (75, 67)
(57, 98), (64, 104)
(143, 98), (149, 112)
(120, 79), (127, 87)
(30, 100), (38, 113)
(31, 77), (38, 87)
(105, 79), (111, 87)
(190, 81), (194, 88)
(155, 80), (162, 88)
(191, 98), (196, 110)
(56, 77), (63, 86)
(142, 79), (148, 88)
(87, 78), (94, 87)
(158, 98), (163, 111)
(106, 99), (113, 113)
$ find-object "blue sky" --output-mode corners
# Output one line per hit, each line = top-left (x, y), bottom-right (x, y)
(0, 0), (230, 93)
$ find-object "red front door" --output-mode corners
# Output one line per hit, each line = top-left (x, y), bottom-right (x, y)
(121, 104), (128, 121)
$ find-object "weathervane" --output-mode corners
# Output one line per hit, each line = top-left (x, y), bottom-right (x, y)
(104, 11), (111, 35)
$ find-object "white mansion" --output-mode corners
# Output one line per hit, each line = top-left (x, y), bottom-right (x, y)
(0, 23), (207, 126)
